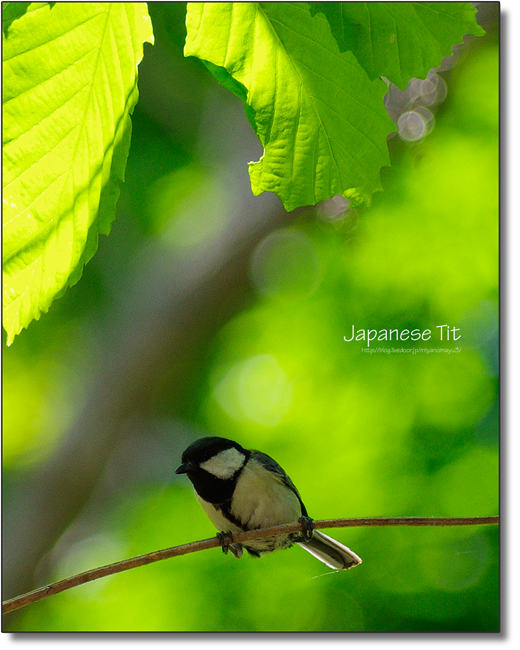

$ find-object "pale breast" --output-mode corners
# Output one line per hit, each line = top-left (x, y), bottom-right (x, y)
(230, 458), (303, 529)
(195, 493), (243, 533)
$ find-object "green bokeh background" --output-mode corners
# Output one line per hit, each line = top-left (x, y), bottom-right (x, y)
(3, 3), (498, 632)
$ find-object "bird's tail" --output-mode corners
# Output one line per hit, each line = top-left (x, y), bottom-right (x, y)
(298, 530), (362, 570)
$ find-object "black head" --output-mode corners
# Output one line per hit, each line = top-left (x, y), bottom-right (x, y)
(175, 437), (250, 504)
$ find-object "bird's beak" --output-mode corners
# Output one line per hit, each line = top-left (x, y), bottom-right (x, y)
(175, 462), (192, 474)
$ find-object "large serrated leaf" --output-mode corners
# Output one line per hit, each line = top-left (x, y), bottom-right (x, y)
(308, 2), (485, 90)
(2, 2), (153, 345)
(185, 2), (395, 213)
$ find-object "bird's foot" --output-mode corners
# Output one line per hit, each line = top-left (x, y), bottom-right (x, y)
(216, 530), (235, 555)
(298, 516), (314, 542)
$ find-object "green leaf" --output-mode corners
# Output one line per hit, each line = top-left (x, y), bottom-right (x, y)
(2, 2), (153, 345)
(308, 2), (485, 90)
(185, 2), (394, 212)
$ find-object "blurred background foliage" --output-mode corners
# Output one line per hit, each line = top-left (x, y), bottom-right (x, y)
(3, 2), (498, 632)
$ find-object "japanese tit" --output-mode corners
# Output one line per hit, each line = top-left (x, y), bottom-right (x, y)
(175, 436), (361, 571)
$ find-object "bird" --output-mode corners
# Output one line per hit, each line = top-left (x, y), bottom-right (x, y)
(175, 436), (361, 571)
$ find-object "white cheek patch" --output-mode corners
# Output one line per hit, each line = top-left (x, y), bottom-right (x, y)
(200, 447), (246, 479)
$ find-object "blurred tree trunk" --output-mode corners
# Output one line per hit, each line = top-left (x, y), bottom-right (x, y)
(2, 76), (305, 609)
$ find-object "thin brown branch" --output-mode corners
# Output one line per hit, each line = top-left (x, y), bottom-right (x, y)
(2, 515), (498, 615)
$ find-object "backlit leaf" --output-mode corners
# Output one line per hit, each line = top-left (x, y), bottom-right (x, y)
(185, 2), (394, 212)
(308, 2), (485, 89)
(2, 2), (153, 344)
